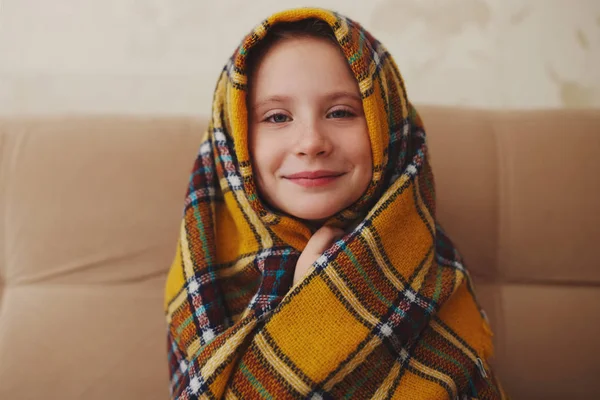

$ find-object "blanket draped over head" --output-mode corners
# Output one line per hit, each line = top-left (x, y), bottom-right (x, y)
(165, 7), (505, 400)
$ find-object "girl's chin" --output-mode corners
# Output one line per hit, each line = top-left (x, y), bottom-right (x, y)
(285, 206), (341, 222)
(264, 191), (355, 222)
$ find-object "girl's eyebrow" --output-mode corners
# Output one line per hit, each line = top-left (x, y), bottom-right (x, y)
(325, 91), (362, 103)
(252, 95), (291, 110)
(252, 91), (362, 110)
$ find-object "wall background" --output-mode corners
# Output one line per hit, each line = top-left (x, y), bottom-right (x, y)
(1, 0), (598, 115)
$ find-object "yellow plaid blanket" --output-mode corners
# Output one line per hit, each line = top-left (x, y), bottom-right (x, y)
(165, 8), (505, 399)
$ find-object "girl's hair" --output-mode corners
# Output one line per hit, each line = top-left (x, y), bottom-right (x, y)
(245, 18), (338, 79)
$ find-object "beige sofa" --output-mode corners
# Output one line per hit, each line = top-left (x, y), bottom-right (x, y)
(0, 107), (599, 399)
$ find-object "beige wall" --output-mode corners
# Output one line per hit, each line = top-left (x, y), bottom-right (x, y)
(0, 0), (598, 115)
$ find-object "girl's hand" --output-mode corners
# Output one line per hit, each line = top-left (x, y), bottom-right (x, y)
(293, 226), (344, 285)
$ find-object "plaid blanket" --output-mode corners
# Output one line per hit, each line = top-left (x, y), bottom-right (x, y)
(165, 8), (505, 399)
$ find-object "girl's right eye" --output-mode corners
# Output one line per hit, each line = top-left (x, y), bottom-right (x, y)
(265, 113), (291, 123)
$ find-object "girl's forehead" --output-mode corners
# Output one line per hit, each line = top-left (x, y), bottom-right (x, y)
(247, 36), (360, 98)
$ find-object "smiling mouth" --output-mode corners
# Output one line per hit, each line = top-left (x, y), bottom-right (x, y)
(283, 170), (345, 188)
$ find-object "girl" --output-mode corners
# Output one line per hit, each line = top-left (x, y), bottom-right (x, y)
(165, 7), (505, 399)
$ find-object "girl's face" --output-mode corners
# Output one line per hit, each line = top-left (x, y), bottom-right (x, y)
(248, 36), (373, 222)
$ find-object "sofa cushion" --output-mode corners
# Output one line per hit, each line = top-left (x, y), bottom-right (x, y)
(0, 116), (204, 399)
(1, 108), (599, 399)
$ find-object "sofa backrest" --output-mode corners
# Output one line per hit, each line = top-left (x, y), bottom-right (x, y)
(1, 107), (599, 399)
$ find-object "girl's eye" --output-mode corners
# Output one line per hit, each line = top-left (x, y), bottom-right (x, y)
(265, 113), (291, 123)
(327, 109), (356, 119)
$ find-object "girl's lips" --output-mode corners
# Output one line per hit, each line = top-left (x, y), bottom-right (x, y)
(283, 170), (345, 188)
(284, 170), (344, 179)
(285, 175), (343, 187)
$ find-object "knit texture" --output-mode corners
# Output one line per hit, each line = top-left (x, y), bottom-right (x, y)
(165, 8), (505, 399)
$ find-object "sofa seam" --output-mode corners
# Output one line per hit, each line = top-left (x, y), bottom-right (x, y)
(0, 123), (8, 315)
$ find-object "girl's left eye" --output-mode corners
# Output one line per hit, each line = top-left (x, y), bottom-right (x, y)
(264, 113), (291, 123)
(327, 109), (356, 119)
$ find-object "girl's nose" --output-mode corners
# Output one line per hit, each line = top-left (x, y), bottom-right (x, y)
(294, 121), (333, 157)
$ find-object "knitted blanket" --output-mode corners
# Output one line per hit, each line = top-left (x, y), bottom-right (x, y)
(165, 8), (505, 399)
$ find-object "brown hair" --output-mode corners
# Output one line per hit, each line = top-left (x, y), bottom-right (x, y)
(245, 18), (339, 80)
